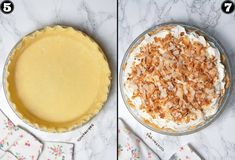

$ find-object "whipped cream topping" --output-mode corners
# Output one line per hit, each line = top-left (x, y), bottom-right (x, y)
(122, 25), (225, 132)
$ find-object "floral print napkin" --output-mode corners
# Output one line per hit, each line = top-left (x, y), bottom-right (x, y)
(8, 127), (43, 160)
(0, 151), (18, 160)
(0, 110), (43, 160)
(0, 110), (76, 160)
(39, 142), (74, 160)
(169, 144), (202, 160)
(1, 147), (17, 160)
(118, 118), (160, 160)
(0, 110), (17, 151)
(118, 118), (203, 160)
(0, 148), (5, 158)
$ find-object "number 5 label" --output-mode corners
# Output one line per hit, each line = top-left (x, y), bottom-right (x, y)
(1, 0), (14, 14)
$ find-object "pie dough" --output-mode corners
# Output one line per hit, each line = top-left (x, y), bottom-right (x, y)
(4, 26), (111, 132)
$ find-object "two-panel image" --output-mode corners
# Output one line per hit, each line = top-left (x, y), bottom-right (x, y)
(0, 0), (234, 159)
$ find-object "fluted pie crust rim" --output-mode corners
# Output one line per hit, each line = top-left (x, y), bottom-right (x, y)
(3, 25), (111, 132)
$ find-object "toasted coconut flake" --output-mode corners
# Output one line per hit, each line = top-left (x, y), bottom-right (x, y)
(125, 27), (224, 124)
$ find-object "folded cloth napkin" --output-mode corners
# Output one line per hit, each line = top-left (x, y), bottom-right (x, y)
(169, 144), (203, 160)
(119, 118), (204, 160)
(7, 127), (43, 160)
(39, 142), (74, 160)
(0, 110), (43, 159)
(0, 151), (18, 160)
(0, 110), (17, 151)
(1, 148), (17, 160)
(0, 148), (5, 158)
(118, 118), (160, 160)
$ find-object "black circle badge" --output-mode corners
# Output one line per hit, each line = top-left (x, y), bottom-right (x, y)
(1, 0), (14, 14)
(221, 0), (235, 14)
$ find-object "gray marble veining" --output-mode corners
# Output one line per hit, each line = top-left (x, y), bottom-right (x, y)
(118, 0), (235, 159)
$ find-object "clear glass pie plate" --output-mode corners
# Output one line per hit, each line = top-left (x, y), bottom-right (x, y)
(3, 25), (111, 133)
(119, 22), (232, 136)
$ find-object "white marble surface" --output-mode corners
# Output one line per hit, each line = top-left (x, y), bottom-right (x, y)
(118, 0), (235, 159)
(0, 0), (117, 160)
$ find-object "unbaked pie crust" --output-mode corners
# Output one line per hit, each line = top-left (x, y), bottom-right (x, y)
(4, 26), (111, 132)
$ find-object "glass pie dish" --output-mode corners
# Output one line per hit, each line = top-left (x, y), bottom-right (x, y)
(119, 22), (232, 135)
(3, 25), (111, 132)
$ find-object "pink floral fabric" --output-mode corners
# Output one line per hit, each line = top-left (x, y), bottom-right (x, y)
(0, 110), (76, 160)
(0, 110), (18, 151)
(169, 144), (202, 160)
(118, 119), (160, 160)
(39, 142), (74, 160)
(0, 110), (43, 160)
(0, 148), (5, 158)
(0, 151), (18, 160)
(8, 127), (43, 160)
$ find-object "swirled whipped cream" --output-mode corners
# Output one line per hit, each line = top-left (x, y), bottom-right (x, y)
(122, 25), (225, 132)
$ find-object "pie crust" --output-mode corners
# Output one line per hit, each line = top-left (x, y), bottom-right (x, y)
(4, 26), (111, 132)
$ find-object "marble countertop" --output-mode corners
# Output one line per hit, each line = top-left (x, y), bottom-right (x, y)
(118, 0), (235, 159)
(0, 0), (117, 160)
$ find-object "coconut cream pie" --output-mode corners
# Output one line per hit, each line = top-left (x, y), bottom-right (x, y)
(122, 25), (229, 132)
(4, 26), (111, 132)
